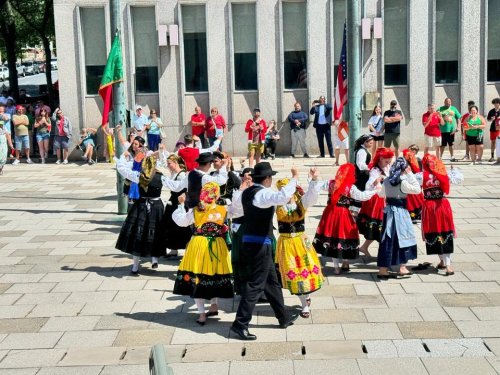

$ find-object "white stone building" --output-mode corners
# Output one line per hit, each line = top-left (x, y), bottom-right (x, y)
(54, 0), (500, 156)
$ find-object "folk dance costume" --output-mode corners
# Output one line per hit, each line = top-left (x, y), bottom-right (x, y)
(313, 164), (377, 273)
(231, 162), (300, 341)
(357, 148), (395, 243)
(403, 149), (424, 222)
(377, 157), (421, 279)
(115, 155), (166, 274)
(161, 158), (192, 256)
(275, 177), (324, 318)
(351, 135), (373, 215)
(421, 154), (462, 275)
(172, 182), (234, 325)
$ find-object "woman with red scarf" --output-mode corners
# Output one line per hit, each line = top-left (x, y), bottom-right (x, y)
(421, 154), (460, 276)
(313, 163), (378, 274)
(403, 148), (424, 223)
(357, 148), (394, 256)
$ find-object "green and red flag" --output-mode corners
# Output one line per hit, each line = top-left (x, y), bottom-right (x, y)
(99, 34), (124, 126)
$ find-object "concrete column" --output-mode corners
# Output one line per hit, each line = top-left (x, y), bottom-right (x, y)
(460, 0), (482, 110)
(408, 0), (430, 124)
(307, 0), (329, 103)
(256, 0), (280, 123)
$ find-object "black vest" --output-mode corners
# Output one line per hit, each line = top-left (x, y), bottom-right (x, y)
(242, 185), (274, 237)
(139, 173), (163, 198)
(186, 170), (203, 208)
(355, 148), (371, 191)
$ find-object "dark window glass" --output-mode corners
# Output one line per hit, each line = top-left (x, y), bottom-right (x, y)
(85, 66), (105, 95)
(136, 67), (159, 93)
(234, 53), (257, 90)
(488, 60), (500, 82)
(385, 64), (408, 86)
(183, 32), (208, 92)
(435, 61), (459, 84)
(284, 51), (307, 89)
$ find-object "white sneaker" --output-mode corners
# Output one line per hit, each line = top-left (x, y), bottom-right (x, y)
(26, 159), (33, 164)
(41, 158), (45, 164)
(12, 159), (20, 165)
(56, 160), (62, 165)
(63, 159), (69, 165)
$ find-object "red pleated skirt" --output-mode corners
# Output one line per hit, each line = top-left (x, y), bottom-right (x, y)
(406, 192), (424, 221)
(357, 194), (385, 241)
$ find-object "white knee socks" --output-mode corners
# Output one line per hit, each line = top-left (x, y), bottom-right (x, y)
(132, 256), (140, 272)
(194, 298), (205, 314)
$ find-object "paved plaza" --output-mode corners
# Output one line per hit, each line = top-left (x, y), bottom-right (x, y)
(0, 155), (500, 374)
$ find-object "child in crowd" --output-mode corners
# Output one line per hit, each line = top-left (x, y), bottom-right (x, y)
(101, 123), (115, 163)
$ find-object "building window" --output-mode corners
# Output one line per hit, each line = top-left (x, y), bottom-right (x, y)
(81, 8), (106, 95)
(232, 4), (257, 91)
(332, 0), (346, 84)
(435, 0), (459, 83)
(283, 2), (307, 89)
(182, 5), (208, 92)
(131, 7), (158, 94)
(384, 0), (408, 85)
(488, 0), (500, 81)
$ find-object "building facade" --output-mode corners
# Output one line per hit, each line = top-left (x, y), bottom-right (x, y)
(54, 0), (500, 156)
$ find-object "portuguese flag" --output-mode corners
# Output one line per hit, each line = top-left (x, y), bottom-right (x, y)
(99, 34), (123, 126)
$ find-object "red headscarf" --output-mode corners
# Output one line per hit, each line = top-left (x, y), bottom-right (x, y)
(422, 154), (450, 195)
(368, 147), (394, 170)
(330, 163), (356, 204)
(402, 149), (420, 173)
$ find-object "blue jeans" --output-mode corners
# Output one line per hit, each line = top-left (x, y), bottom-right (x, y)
(147, 133), (161, 151)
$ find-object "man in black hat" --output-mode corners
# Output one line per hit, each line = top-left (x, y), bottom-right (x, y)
(230, 162), (300, 340)
(161, 152), (228, 208)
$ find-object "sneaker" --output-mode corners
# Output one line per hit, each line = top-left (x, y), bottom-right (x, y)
(488, 157), (495, 162)
(26, 159), (33, 164)
(317, 155), (325, 158)
(12, 159), (20, 165)
(41, 158), (45, 164)
(476, 160), (483, 165)
(464, 155), (470, 160)
(88, 159), (95, 165)
(63, 159), (69, 165)
(81, 156), (88, 161)
(450, 157), (457, 162)
(290, 154), (295, 158)
(56, 160), (62, 165)
(303, 153), (310, 158)
(271, 154), (275, 160)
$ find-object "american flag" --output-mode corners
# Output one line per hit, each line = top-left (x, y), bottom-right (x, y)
(334, 22), (348, 121)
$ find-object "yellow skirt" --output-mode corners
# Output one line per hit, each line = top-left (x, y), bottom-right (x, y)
(173, 235), (234, 299)
(276, 233), (324, 295)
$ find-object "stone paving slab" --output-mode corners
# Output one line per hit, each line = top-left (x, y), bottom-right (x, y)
(1, 158), (500, 373)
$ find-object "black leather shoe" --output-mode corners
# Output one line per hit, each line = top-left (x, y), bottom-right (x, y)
(279, 312), (299, 329)
(230, 325), (257, 340)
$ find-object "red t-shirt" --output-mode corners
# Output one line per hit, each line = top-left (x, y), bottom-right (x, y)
(191, 113), (206, 136)
(245, 118), (267, 142)
(205, 115), (226, 138)
(422, 111), (441, 137)
(178, 147), (200, 171)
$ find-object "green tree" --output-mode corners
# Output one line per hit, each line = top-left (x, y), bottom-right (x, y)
(10, 0), (55, 106)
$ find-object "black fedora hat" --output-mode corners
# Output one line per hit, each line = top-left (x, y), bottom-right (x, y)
(196, 152), (214, 163)
(251, 162), (277, 177)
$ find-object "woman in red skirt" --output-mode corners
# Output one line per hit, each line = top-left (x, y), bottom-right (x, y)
(357, 148), (394, 256)
(313, 164), (378, 274)
(403, 148), (424, 223)
(421, 154), (460, 276)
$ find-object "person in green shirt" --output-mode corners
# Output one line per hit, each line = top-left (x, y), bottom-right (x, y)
(465, 105), (486, 165)
(438, 98), (461, 162)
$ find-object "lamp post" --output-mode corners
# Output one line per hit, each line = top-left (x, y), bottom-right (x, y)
(347, 0), (362, 163)
(110, 0), (128, 214)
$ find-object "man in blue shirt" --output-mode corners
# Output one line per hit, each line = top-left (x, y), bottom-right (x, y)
(288, 102), (309, 158)
(310, 96), (333, 158)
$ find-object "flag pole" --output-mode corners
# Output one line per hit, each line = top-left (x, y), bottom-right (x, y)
(347, 0), (362, 163)
(110, 0), (128, 214)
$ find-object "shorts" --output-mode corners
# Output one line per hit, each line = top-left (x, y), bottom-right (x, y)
(441, 132), (455, 147)
(490, 130), (500, 141)
(333, 134), (349, 149)
(82, 139), (95, 148)
(248, 142), (264, 156)
(14, 135), (30, 150)
(466, 134), (483, 145)
(54, 135), (70, 150)
(36, 133), (50, 142)
(424, 134), (441, 148)
(373, 135), (384, 141)
(383, 132), (400, 148)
